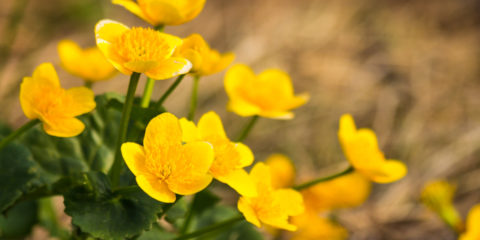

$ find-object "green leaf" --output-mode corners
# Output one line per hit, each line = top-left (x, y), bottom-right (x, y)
(137, 223), (176, 240)
(64, 172), (163, 240)
(165, 197), (188, 224)
(191, 190), (220, 216)
(0, 144), (41, 213)
(0, 200), (38, 239)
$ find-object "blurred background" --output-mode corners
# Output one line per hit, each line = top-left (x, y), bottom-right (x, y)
(1, 0), (480, 239)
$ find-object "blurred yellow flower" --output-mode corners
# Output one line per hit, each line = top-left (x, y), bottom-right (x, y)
(174, 34), (234, 76)
(95, 19), (191, 80)
(57, 40), (116, 82)
(302, 172), (371, 212)
(20, 63), (95, 137)
(179, 111), (256, 197)
(224, 64), (309, 119)
(459, 204), (480, 240)
(121, 113), (214, 203)
(421, 180), (463, 232)
(338, 114), (407, 183)
(112, 0), (205, 26)
(291, 213), (348, 240)
(265, 154), (296, 189)
(237, 162), (304, 231)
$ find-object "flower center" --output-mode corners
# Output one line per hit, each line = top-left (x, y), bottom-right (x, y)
(145, 144), (182, 180)
(205, 137), (240, 176)
(113, 27), (173, 63)
(34, 87), (71, 118)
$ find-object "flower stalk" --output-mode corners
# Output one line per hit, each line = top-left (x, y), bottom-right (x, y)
(0, 119), (40, 150)
(294, 166), (355, 191)
(155, 74), (186, 109)
(174, 215), (244, 240)
(236, 115), (259, 142)
(187, 76), (200, 120)
(109, 72), (141, 187)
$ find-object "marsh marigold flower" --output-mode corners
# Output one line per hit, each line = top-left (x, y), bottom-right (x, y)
(20, 63), (95, 137)
(95, 19), (191, 80)
(57, 40), (116, 82)
(121, 113), (214, 203)
(179, 111), (256, 196)
(174, 34), (234, 76)
(238, 162), (304, 231)
(224, 64), (309, 119)
(421, 180), (463, 232)
(112, 0), (205, 26)
(290, 213), (348, 240)
(459, 204), (480, 240)
(338, 114), (407, 183)
(265, 154), (296, 189)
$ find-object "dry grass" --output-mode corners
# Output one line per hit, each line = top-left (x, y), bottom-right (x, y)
(1, 0), (480, 239)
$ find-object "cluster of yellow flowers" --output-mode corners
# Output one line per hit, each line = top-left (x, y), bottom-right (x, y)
(1, 0), (422, 239)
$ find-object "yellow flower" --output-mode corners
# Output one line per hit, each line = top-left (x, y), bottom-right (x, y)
(112, 0), (205, 26)
(290, 213), (348, 240)
(421, 180), (463, 232)
(20, 63), (96, 137)
(121, 112), (214, 203)
(301, 172), (371, 212)
(459, 204), (480, 240)
(265, 154), (296, 189)
(237, 162), (304, 231)
(95, 19), (191, 80)
(179, 111), (256, 197)
(224, 64), (309, 119)
(57, 40), (117, 82)
(338, 114), (407, 183)
(174, 34), (234, 76)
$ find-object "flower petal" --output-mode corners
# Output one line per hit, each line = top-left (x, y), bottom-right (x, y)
(227, 100), (261, 117)
(121, 142), (147, 176)
(464, 204), (480, 238)
(64, 87), (96, 117)
(138, 0), (184, 25)
(275, 189), (304, 216)
(338, 113), (357, 142)
(144, 113), (183, 152)
(136, 175), (176, 203)
(179, 118), (200, 143)
(145, 58), (192, 80)
(19, 77), (39, 119)
(57, 40), (83, 76)
(32, 63), (60, 87)
(112, 0), (152, 25)
(367, 160), (407, 183)
(238, 197), (261, 227)
(95, 19), (129, 44)
(42, 117), (85, 137)
(265, 154), (295, 189)
(216, 168), (257, 197)
(197, 111), (227, 139)
(235, 143), (254, 168)
(224, 64), (256, 101)
(249, 162), (273, 192)
(167, 141), (214, 195)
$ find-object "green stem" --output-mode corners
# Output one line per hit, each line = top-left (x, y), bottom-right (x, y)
(0, 119), (39, 150)
(294, 166), (355, 190)
(84, 81), (93, 89)
(158, 195), (183, 219)
(140, 77), (155, 108)
(187, 76), (200, 120)
(155, 24), (165, 31)
(179, 195), (196, 234)
(235, 115), (259, 142)
(154, 74), (186, 109)
(109, 72), (141, 187)
(174, 215), (243, 240)
(39, 198), (69, 239)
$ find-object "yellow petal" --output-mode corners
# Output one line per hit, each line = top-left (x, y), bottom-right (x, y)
(216, 169), (257, 197)
(461, 204), (480, 240)
(207, 52), (235, 75)
(249, 162), (273, 192)
(275, 189), (304, 216)
(197, 111), (227, 139)
(227, 100), (261, 117)
(257, 69), (294, 98)
(338, 113), (357, 142)
(64, 87), (96, 117)
(262, 216), (298, 232)
(42, 117), (85, 137)
(180, 0), (206, 24)
(58, 40), (83, 75)
(167, 141), (214, 195)
(95, 19), (130, 44)
(136, 175), (176, 203)
(138, 0), (183, 26)
(367, 160), (407, 183)
(124, 60), (160, 73)
(235, 143), (254, 168)
(32, 63), (60, 87)
(224, 64), (256, 101)
(258, 110), (294, 120)
(179, 118), (200, 143)
(238, 197), (261, 227)
(144, 113), (183, 152)
(19, 77), (39, 119)
(265, 154), (296, 189)
(112, 0), (152, 25)
(145, 57), (192, 80)
(121, 142), (147, 176)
